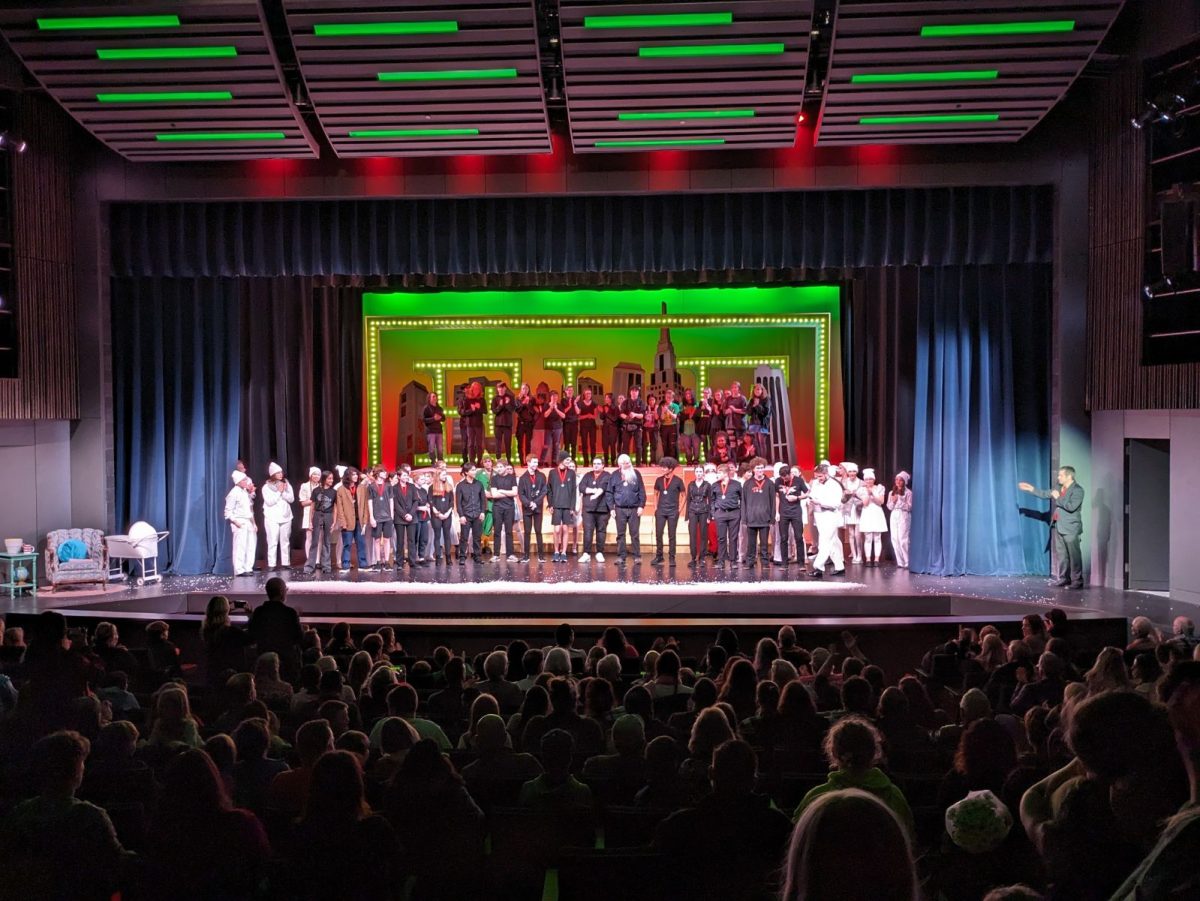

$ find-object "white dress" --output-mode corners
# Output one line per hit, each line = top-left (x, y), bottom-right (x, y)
(841, 477), (862, 524)
(857, 484), (887, 533)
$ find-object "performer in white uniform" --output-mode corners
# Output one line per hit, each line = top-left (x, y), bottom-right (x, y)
(808, 464), (846, 577)
(857, 468), (888, 566)
(887, 471), (913, 568)
(224, 470), (257, 576)
(261, 462), (295, 569)
(840, 462), (863, 564)
(298, 466), (320, 557)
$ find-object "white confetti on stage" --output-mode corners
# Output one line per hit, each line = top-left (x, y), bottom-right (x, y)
(283, 579), (868, 596)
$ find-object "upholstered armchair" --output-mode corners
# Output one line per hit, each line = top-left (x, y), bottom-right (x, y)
(45, 528), (108, 589)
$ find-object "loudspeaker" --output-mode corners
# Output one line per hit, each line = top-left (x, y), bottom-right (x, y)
(1160, 199), (1198, 275)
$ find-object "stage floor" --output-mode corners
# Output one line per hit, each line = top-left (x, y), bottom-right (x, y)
(9, 559), (1193, 629)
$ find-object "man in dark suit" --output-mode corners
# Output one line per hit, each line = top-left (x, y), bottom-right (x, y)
(248, 577), (303, 681)
(1020, 466), (1085, 589)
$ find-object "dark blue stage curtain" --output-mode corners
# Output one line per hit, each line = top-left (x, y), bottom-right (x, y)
(113, 278), (241, 575)
(110, 186), (1052, 278)
(910, 265), (1052, 577)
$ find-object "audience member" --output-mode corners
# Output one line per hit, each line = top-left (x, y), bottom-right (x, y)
(518, 728), (594, 810)
(248, 577), (303, 681)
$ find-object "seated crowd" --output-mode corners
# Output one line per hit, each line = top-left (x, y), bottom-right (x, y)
(0, 581), (1199, 901)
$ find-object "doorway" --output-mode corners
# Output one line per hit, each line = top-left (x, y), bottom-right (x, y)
(1125, 438), (1170, 591)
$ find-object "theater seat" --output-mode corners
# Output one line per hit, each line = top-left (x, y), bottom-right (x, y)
(600, 805), (670, 849)
(557, 848), (668, 901)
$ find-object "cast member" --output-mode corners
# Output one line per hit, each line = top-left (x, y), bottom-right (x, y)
(857, 468), (888, 566)
(1019, 466), (1085, 588)
(517, 456), (548, 562)
(886, 472), (913, 569)
(652, 456), (685, 566)
(302, 470), (336, 575)
(620, 387), (646, 465)
(710, 463), (742, 569)
(391, 469), (420, 568)
(678, 388), (700, 464)
(458, 382), (486, 466)
(262, 462), (294, 570)
(428, 467), (455, 564)
(658, 389), (680, 462)
(808, 464), (846, 577)
(577, 387), (599, 463)
(608, 453), (646, 563)
(746, 383), (771, 459)
(724, 381), (747, 443)
(514, 383), (536, 463)
(334, 468), (368, 570)
(455, 462), (486, 564)
(578, 456), (611, 562)
(548, 451), (578, 563)
(840, 462), (863, 564)
(602, 393), (622, 467)
(685, 465), (711, 568)
(492, 382), (515, 463)
(742, 461), (775, 568)
(225, 471), (257, 576)
(489, 458), (519, 562)
(561, 385), (579, 461)
(298, 466), (321, 557)
(543, 391), (565, 465)
(775, 464), (808, 567)
(422, 392), (446, 463)
(368, 468), (394, 569)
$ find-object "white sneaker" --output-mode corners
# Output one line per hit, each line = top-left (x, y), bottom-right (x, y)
(578, 553), (591, 562)
(491, 555), (501, 563)
(507, 554), (518, 562)
(595, 552), (605, 562)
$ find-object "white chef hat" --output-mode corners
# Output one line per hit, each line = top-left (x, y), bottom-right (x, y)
(308, 466), (321, 478)
(231, 470), (245, 485)
(896, 470), (911, 483)
(862, 468), (876, 480)
(268, 462), (282, 477)
(819, 459), (831, 469)
(772, 462), (785, 478)
(842, 462), (859, 473)
(336, 465), (347, 479)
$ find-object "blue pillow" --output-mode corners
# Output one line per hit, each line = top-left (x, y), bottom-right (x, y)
(57, 539), (89, 563)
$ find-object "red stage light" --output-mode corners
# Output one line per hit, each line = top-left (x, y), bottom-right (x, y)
(795, 112), (807, 124)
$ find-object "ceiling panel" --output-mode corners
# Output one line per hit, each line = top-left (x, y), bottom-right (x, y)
(558, 1), (813, 152)
(282, 0), (550, 158)
(0, 1), (317, 160)
(818, 0), (1126, 145)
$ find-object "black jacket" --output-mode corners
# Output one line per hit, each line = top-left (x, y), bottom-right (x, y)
(515, 395), (536, 425)
(724, 393), (747, 431)
(458, 394), (485, 425)
(547, 468), (577, 510)
(455, 479), (486, 519)
(579, 471), (611, 513)
(392, 482), (420, 520)
(422, 404), (445, 435)
(686, 481), (711, 517)
(491, 392), (516, 428)
(620, 397), (646, 432)
(747, 396), (770, 428)
(517, 471), (548, 513)
(776, 476), (807, 519)
(607, 471), (646, 509)
(742, 476), (775, 527)
(710, 480), (742, 521)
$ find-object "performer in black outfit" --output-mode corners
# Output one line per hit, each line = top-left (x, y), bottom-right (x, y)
(458, 383), (486, 466)
(620, 387), (646, 465)
(652, 457), (685, 566)
(724, 382), (747, 445)
(601, 393), (621, 467)
(608, 453), (646, 563)
(711, 463), (742, 569)
(775, 465), (808, 567)
(547, 450), (578, 563)
(561, 386), (579, 462)
(492, 382), (516, 463)
(577, 456), (610, 562)
(514, 383), (536, 464)
(454, 462), (486, 564)
(428, 470), (455, 564)
(576, 388), (599, 464)
(489, 458), (518, 561)
(421, 393), (445, 463)
(742, 461), (775, 568)
(685, 465), (711, 569)
(391, 472), (420, 568)
(517, 456), (548, 562)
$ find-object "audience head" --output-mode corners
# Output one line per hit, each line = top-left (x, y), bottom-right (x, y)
(622, 685), (653, 721)
(376, 718), (417, 757)
(547, 676), (578, 715)
(204, 733), (236, 774)
(233, 718), (271, 761)
(318, 700), (350, 737)
(955, 718), (1018, 784)
(778, 625), (797, 649)
(522, 648), (544, 678)
(824, 716), (883, 773)
(689, 706), (735, 761)
(540, 728), (575, 777)
(161, 749), (231, 818)
(386, 683), (419, 718)
(473, 714), (509, 755)
(544, 647), (572, 678)
(94, 721), (139, 761)
(771, 658), (799, 688)
(32, 730), (90, 795)
(555, 623), (575, 648)
(295, 718), (335, 767)
(265, 577), (288, 604)
(483, 650), (509, 682)
(782, 789), (917, 901)
(612, 714), (646, 756)
(303, 749), (368, 824)
(335, 730), (370, 764)
(710, 739), (757, 798)
(960, 687), (993, 723)
(840, 676), (873, 716)
(597, 653), (622, 686)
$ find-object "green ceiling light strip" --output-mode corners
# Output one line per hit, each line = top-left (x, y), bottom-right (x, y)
(37, 14), (181, 30)
(378, 68), (517, 82)
(97, 46), (238, 60)
(349, 128), (479, 138)
(851, 69), (998, 84)
(920, 20), (1075, 37)
(618, 109), (754, 120)
(314, 21), (458, 36)
(584, 12), (734, 28)
(639, 42), (784, 58)
(155, 131), (286, 142)
(596, 138), (726, 147)
(859, 113), (1000, 124)
(98, 90), (233, 103)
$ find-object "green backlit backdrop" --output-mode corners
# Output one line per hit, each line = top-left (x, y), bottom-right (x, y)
(363, 285), (844, 468)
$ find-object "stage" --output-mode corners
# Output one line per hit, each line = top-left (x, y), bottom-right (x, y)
(11, 560), (1189, 631)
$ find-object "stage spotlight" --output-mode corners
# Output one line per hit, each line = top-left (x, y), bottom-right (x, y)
(1132, 93), (1187, 129)
(1144, 276), (1174, 299)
